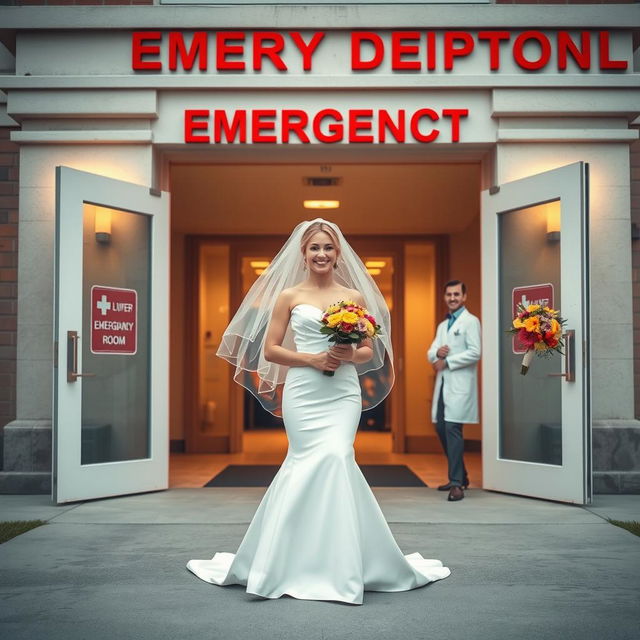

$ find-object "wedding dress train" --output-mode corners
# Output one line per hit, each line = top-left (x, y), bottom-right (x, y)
(187, 304), (450, 604)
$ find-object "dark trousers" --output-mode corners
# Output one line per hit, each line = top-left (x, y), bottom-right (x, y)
(436, 384), (468, 487)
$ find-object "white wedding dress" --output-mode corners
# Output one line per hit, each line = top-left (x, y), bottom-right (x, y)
(187, 304), (450, 604)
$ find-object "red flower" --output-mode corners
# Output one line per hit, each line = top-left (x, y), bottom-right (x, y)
(544, 331), (559, 348)
(341, 323), (354, 333)
(518, 327), (541, 347)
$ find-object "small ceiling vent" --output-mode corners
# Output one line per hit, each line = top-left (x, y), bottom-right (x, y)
(303, 177), (342, 187)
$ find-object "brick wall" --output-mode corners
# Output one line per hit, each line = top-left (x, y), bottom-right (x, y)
(0, 127), (18, 457)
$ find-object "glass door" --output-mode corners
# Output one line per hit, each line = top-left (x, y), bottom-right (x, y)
(481, 162), (591, 504)
(53, 167), (170, 503)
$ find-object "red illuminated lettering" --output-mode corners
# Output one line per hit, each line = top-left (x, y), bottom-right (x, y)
(313, 110), (344, 143)
(253, 32), (287, 71)
(391, 32), (421, 71)
(282, 110), (310, 143)
(348, 110), (374, 143)
(290, 32), (325, 71)
(378, 110), (406, 143)
(513, 31), (551, 71)
(599, 31), (627, 70)
(169, 32), (208, 71)
(477, 31), (510, 70)
(252, 110), (278, 143)
(351, 32), (384, 70)
(426, 32), (437, 71)
(442, 108), (468, 143)
(557, 31), (591, 71)
(216, 32), (246, 71)
(213, 110), (247, 143)
(443, 32), (474, 71)
(132, 32), (162, 71)
(184, 110), (210, 143)
(410, 109), (439, 143)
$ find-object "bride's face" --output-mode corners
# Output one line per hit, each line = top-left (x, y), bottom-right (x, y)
(303, 231), (339, 274)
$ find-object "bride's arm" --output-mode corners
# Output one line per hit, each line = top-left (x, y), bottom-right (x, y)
(263, 292), (339, 372)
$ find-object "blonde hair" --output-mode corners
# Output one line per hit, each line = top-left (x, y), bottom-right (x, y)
(300, 222), (341, 266)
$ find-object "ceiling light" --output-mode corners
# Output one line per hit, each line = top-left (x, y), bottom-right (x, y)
(250, 261), (270, 268)
(367, 268), (382, 276)
(303, 200), (340, 209)
(365, 261), (386, 268)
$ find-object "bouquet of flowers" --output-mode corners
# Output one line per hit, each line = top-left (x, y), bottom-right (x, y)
(319, 300), (381, 377)
(508, 304), (566, 375)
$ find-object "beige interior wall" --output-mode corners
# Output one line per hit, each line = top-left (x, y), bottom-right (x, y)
(404, 242), (436, 436)
(448, 213), (482, 441)
(169, 232), (185, 441)
(199, 245), (230, 436)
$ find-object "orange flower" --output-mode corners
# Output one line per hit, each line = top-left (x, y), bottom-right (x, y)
(524, 316), (540, 333)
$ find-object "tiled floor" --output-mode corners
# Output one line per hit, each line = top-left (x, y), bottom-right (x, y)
(170, 430), (482, 488)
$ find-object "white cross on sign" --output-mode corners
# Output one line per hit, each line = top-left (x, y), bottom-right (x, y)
(96, 294), (111, 316)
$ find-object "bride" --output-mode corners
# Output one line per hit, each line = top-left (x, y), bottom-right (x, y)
(187, 219), (450, 604)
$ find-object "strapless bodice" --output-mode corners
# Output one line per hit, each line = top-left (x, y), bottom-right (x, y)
(290, 304), (332, 354)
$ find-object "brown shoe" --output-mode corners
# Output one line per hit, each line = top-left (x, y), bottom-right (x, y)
(447, 486), (464, 502)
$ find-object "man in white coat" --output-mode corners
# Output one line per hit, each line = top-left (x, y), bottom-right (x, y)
(427, 280), (481, 502)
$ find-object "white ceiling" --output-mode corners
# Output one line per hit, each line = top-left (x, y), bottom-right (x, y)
(170, 162), (480, 235)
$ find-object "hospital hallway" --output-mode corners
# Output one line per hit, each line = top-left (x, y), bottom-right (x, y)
(169, 430), (482, 488)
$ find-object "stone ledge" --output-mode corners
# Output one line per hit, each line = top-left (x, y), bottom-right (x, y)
(0, 471), (51, 495)
(2, 420), (52, 473)
(593, 472), (640, 495)
(593, 420), (640, 473)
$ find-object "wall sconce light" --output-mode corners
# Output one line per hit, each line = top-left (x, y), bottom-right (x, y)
(546, 202), (561, 242)
(367, 268), (382, 276)
(303, 200), (340, 209)
(95, 208), (112, 244)
(365, 261), (386, 269)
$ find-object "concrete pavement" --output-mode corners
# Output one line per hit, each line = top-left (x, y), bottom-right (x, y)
(1, 489), (639, 640)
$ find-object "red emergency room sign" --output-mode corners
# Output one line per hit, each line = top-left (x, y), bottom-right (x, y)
(91, 286), (138, 355)
(511, 283), (554, 354)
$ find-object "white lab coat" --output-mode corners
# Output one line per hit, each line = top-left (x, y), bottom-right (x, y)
(427, 308), (481, 424)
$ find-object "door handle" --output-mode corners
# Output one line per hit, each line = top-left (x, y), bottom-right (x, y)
(547, 329), (575, 382)
(67, 330), (96, 383)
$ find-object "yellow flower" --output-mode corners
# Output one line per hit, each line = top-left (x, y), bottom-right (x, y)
(326, 312), (343, 328)
(550, 318), (560, 334)
(513, 317), (525, 329)
(544, 307), (558, 315)
(527, 304), (541, 313)
(524, 316), (540, 332)
(356, 309), (365, 317)
(534, 341), (547, 351)
(364, 320), (375, 337)
(342, 311), (359, 325)
(327, 304), (341, 314)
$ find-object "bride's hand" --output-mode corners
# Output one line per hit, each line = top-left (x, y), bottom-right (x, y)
(309, 351), (341, 372)
(330, 344), (354, 362)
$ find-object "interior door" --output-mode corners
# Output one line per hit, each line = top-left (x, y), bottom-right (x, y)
(481, 162), (591, 504)
(53, 167), (169, 503)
